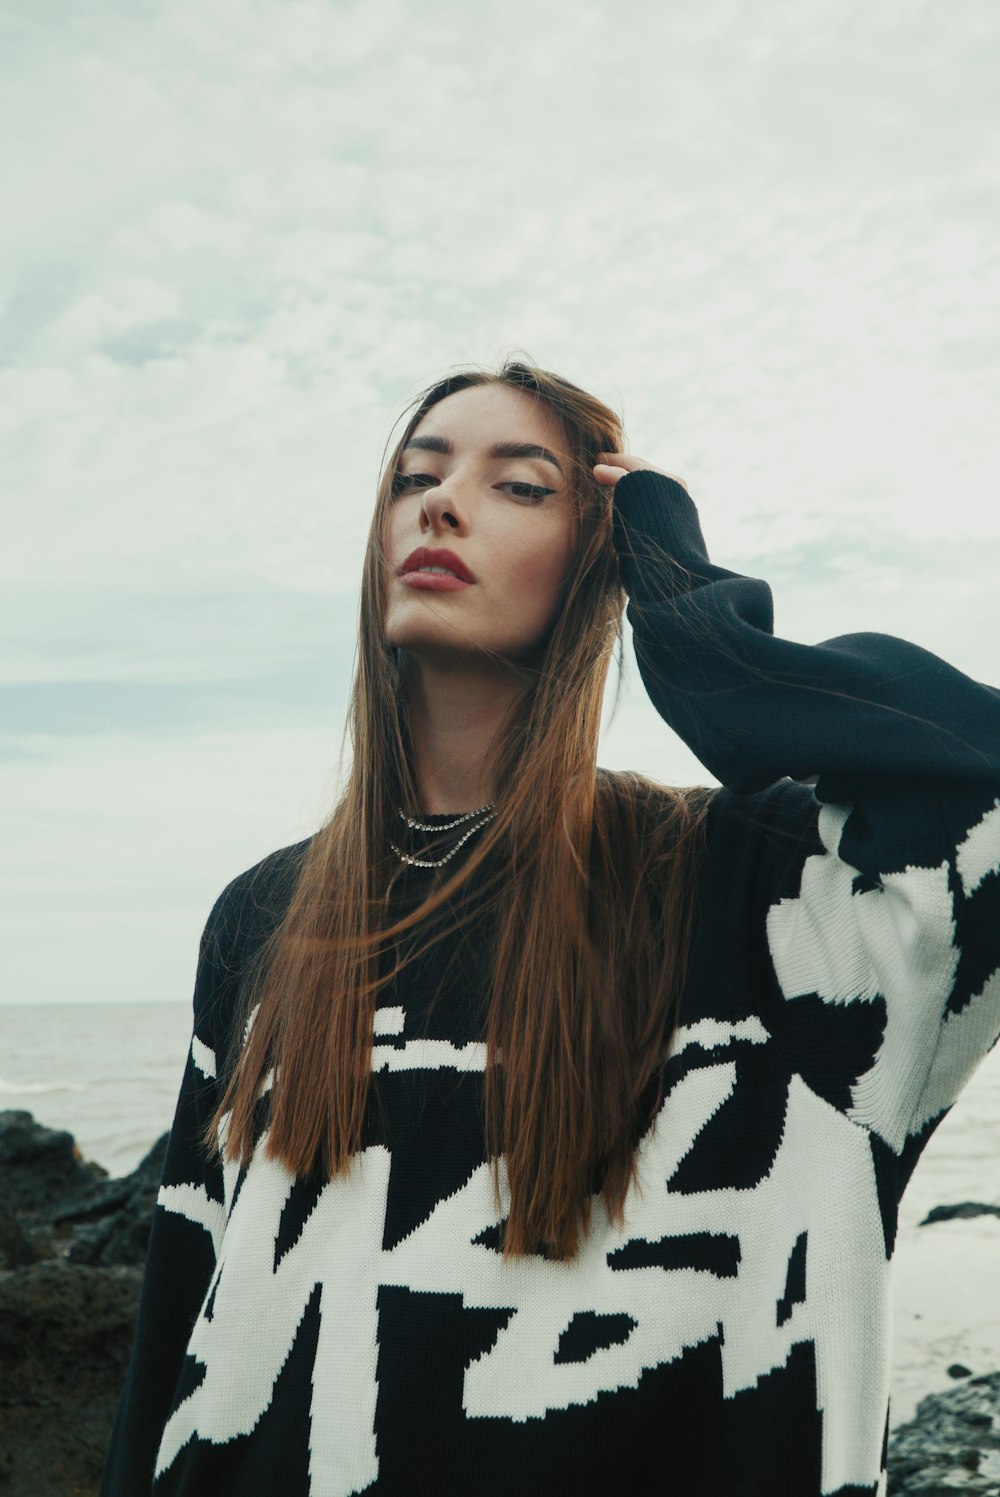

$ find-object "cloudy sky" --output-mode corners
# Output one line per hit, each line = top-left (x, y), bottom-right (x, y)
(3, 0), (999, 1005)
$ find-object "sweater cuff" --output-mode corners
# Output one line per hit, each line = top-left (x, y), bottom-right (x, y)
(610, 469), (713, 600)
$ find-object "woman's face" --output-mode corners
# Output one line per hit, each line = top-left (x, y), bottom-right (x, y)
(384, 384), (577, 665)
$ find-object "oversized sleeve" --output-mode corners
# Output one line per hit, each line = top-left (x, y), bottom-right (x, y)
(613, 469), (1000, 1159)
(99, 877), (244, 1495)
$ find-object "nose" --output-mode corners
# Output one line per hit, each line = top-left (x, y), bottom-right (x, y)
(419, 480), (467, 535)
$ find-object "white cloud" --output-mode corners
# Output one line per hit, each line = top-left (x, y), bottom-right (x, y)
(2, 0), (998, 1001)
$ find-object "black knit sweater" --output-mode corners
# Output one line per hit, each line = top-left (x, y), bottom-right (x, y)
(101, 471), (1000, 1496)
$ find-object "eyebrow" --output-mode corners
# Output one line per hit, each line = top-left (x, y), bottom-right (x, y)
(402, 434), (564, 476)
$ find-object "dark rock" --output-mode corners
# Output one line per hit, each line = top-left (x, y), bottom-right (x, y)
(0, 1112), (169, 1494)
(62, 1131), (169, 1267)
(0, 1203), (38, 1269)
(0, 1259), (142, 1497)
(887, 1371), (1000, 1494)
(920, 1201), (1000, 1226)
(0, 1110), (170, 1268)
(949, 1363), (975, 1379)
(0, 1109), (107, 1215)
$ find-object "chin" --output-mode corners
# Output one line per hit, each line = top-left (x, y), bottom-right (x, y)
(385, 629), (474, 665)
(384, 607), (550, 664)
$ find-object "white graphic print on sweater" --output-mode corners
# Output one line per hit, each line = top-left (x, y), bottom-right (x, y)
(152, 794), (1000, 1497)
(767, 799), (1000, 1151)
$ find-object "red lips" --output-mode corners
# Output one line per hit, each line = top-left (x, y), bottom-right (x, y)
(397, 548), (476, 583)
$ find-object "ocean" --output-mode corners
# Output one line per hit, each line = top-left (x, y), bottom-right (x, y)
(0, 1002), (193, 1178)
(1, 1001), (998, 1428)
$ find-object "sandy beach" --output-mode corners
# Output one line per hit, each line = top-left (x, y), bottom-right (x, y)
(890, 1043), (1000, 1425)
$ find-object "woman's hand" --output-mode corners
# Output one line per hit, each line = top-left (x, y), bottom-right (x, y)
(593, 453), (689, 493)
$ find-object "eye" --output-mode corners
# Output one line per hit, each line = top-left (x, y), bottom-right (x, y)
(391, 471), (431, 495)
(503, 482), (557, 503)
(390, 472), (555, 503)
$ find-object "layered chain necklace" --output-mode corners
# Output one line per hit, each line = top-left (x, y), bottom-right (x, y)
(389, 803), (497, 868)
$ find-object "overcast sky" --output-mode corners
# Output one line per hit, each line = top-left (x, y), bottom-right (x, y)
(3, 0), (999, 1005)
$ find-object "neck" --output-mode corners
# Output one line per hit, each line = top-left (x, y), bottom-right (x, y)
(401, 653), (525, 815)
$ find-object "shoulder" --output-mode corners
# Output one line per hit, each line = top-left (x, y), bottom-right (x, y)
(194, 835), (314, 1041)
(208, 835), (314, 952)
(702, 777), (823, 877)
(709, 775), (817, 828)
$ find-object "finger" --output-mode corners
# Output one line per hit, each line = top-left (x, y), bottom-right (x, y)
(594, 455), (690, 493)
(593, 463), (629, 485)
(594, 452), (646, 470)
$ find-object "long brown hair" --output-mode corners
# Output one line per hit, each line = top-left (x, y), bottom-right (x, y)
(207, 354), (718, 1260)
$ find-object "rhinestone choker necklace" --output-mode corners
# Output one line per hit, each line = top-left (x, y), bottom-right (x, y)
(390, 802), (497, 868)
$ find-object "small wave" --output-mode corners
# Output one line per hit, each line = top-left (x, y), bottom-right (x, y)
(0, 1079), (90, 1096)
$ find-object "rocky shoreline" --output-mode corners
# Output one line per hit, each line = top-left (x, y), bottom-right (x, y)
(1, 1109), (998, 1496)
(0, 1111), (158, 1496)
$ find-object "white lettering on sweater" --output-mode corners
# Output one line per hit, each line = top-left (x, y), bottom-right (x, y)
(154, 1042), (889, 1496)
(149, 793), (1000, 1497)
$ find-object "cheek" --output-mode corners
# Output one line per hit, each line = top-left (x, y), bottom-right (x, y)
(505, 527), (575, 615)
(383, 507), (401, 564)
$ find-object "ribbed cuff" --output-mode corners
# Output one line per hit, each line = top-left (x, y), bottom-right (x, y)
(610, 469), (713, 600)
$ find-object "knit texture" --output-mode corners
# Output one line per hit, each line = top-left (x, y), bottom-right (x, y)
(101, 471), (1000, 1496)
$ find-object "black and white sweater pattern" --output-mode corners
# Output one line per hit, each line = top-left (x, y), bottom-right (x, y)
(101, 471), (1000, 1497)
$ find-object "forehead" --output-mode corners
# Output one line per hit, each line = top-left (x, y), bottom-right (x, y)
(410, 384), (569, 454)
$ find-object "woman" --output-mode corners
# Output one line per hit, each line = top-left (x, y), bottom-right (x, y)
(101, 357), (1000, 1496)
